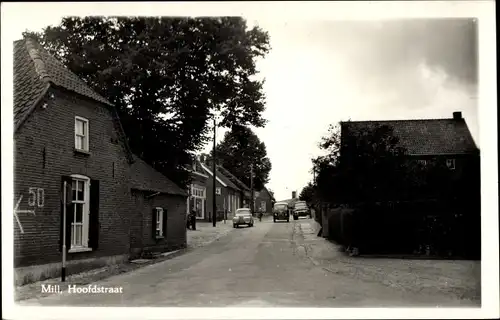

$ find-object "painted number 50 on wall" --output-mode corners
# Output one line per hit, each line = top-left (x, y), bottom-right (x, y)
(28, 187), (45, 208)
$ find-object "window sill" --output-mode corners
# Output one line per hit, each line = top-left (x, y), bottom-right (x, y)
(69, 247), (92, 253)
(74, 148), (91, 156)
(155, 236), (165, 240)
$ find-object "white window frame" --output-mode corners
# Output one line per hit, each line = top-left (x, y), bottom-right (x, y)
(261, 201), (266, 212)
(69, 174), (91, 253)
(216, 187), (222, 195)
(75, 116), (89, 152)
(155, 207), (164, 238)
(446, 158), (456, 170)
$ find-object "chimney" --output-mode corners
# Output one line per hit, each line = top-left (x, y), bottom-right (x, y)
(292, 191), (297, 199)
(453, 111), (462, 120)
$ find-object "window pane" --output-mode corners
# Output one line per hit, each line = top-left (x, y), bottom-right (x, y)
(76, 136), (84, 149)
(76, 120), (84, 135)
(77, 181), (84, 200)
(74, 224), (82, 246)
(72, 223), (83, 246)
(72, 181), (77, 200)
(75, 203), (83, 222)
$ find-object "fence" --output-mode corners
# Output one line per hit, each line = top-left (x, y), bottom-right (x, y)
(316, 199), (480, 259)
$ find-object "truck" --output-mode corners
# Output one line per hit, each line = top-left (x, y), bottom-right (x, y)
(293, 201), (311, 220)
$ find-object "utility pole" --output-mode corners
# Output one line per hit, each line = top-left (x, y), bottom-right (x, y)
(250, 164), (254, 215)
(212, 117), (217, 227)
(313, 169), (316, 185)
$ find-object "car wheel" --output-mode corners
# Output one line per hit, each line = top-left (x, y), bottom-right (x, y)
(273, 219), (276, 223)
(287, 219), (289, 222)
(233, 224), (236, 228)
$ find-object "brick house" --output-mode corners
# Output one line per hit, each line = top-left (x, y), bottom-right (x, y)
(254, 186), (275, 214)
(199, 161), (242, 221)
(216, 165), (252, 209)
(336, 112), (480, 256)
(339, 111), (480, 191)
(129, 156), (188, 259)
(186, 158), (209, 220)
(13, 38), (136, 284)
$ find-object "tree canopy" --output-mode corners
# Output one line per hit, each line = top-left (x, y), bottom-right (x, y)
(211, 125), (271, 191)
(25, 16), (270, 187)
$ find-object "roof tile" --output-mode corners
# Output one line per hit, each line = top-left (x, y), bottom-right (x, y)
(341, 118), (478, 155)
(131, 155), (187, 196)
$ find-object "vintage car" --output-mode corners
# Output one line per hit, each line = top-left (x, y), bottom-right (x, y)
(293, 201), (311, 220)
(233, 208), (254, 228)
(273, 202), (290, 223)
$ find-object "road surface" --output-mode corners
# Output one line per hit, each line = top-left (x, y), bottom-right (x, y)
(19, 217), (478, 307)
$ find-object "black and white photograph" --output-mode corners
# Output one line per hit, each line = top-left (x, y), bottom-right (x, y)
(1, 1), (498, 319)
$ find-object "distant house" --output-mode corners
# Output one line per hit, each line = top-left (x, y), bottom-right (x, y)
(254, 186), (275, 214)
(200, 161), (242, 220)
(129, 156), (188, 259)
(216, 165), (252, 209)
(340, 111), (480, 190)
(13, 38), (136, 284)
(186, 158), (209, 220)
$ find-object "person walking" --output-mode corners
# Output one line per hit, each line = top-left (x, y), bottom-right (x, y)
(190, 210), (197, 231)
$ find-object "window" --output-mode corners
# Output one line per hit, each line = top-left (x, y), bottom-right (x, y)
(75, 117), (89, 151)
(216, 187), (221, 195)
(261, 201), (266, 212)
(191, 185), (205, 198)
(417, 159), (427, 166)
(446, 158), (456, 170)
(70, 175), (90, 250)
(155, 207), (164, 238)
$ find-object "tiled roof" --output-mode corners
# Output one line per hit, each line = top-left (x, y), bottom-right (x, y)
(217, 166), (251, 191)
(201, 162), (241, 191)
(341, 117), (478, 155)
(131, 155), (187, 196)
(14, 38), (112, 130)
(14, 38), (134, 163)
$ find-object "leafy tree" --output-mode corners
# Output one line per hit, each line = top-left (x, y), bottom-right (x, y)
(299, 182), (315, 204)
(210, 125), (271, 191)
(312, 123), (413, 204)
(24, 16), (270, 187)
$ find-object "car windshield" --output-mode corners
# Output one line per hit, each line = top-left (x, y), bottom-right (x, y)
(235, 209), (251, 216)
(274, 204), (287, 210)
(295, 203), (307, 209)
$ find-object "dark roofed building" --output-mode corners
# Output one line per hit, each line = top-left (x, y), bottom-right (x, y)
(339, 112), (480, 191)
(200, 162), (242, 220)
(129, 156), (188, 258)
(13, 37), (136, 284)
(340, 111), (478, 156)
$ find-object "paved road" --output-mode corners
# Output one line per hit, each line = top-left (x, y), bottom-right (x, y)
(19, 217), (477, 307)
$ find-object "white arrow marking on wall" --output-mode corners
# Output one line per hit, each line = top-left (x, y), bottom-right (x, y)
(14, 195), (35, 234)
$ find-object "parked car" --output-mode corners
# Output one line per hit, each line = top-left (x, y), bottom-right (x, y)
(233, 208), (254, 228)
(273, 202), (290, 223)
(293, 201), (311, 220)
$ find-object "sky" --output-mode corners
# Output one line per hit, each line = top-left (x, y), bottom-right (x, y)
(2, 4), (483, 202)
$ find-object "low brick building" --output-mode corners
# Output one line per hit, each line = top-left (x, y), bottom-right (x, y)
(200, 161), (242, 221)
(129, 156), (188, 259)
(13, 38), (136, 284)
(254, 186), (275, 214)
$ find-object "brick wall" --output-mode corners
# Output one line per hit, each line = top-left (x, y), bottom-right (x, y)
(14, 88), (133, 267)
(204, 177), (226, 221)
(130, 191), (187, 254)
